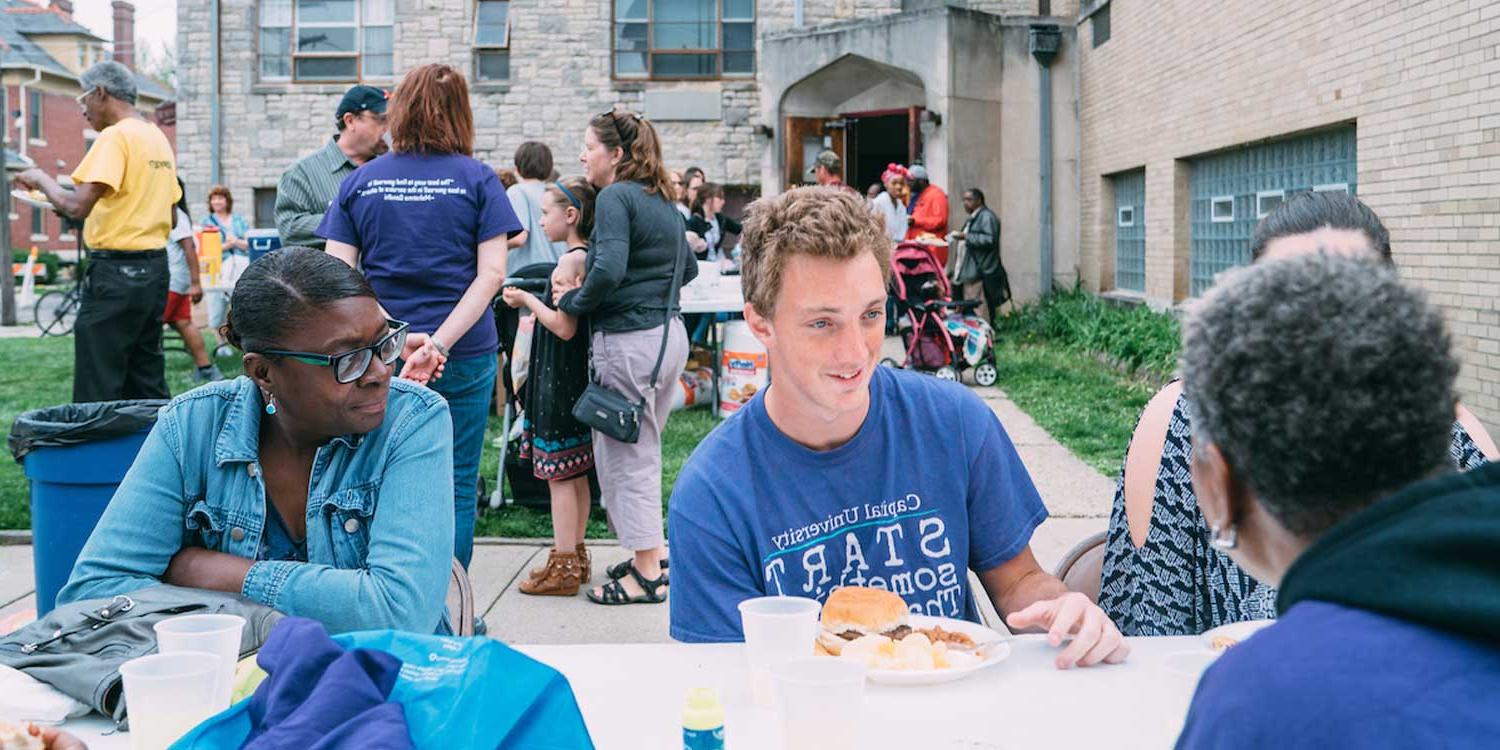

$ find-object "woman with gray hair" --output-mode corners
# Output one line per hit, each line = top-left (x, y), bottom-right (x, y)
(1173, 253), (1500, 748)
(1098, 190), (1497, 637)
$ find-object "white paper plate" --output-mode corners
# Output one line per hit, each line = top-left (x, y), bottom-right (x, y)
(1200, 619), (1275, 652)
(829, 614), (1011, 686)
(11, 189), (51, 210)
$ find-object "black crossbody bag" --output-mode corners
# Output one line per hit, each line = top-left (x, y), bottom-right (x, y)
(571, 242), (686, 443)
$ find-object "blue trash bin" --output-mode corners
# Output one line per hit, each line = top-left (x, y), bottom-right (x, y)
(8, 400), (166, 614)
(246, 229), (281, 264)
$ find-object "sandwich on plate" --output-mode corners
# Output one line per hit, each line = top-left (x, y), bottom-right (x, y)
(816, 587), (983, 671)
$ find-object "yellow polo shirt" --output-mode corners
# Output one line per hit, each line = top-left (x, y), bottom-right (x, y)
(71, 117), (181, 250)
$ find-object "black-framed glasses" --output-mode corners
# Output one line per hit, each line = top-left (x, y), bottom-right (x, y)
(256, 320), (409, 384)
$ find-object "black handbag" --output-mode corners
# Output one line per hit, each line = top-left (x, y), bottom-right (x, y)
(571, 239), (687, 443)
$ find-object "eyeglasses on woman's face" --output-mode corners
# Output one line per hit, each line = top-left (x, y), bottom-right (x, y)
(256, 320), (409, 384)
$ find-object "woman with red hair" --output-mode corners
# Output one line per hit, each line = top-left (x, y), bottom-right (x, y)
(319, 64), (524, 599)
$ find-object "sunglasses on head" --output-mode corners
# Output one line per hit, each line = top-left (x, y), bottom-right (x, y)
(255, 320), (409, 384)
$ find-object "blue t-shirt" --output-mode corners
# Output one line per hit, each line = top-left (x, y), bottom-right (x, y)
(668, 367), (1048, 643)
(1176, 601), (1500, 749)
(316, 153), (522, 359)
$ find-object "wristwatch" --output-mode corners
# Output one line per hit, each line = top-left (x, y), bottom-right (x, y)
(430, 337), (451, 358)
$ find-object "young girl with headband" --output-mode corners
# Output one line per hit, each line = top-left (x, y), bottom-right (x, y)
(502, 176), (599, 596)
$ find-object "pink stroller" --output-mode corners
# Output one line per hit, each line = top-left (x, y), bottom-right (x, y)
(883, 242), (999, 386)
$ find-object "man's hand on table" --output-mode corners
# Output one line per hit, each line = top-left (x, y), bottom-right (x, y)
(1005, 591), (1130, 670)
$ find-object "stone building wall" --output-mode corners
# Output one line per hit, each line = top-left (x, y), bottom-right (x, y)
(1077, 0), (1500, 429)
(176, 0), (913, 222)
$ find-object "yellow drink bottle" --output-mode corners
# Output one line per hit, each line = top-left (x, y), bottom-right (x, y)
(682, 687), (725, 750)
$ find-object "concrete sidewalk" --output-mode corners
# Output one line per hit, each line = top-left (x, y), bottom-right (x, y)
(0, 385), (1114, 644)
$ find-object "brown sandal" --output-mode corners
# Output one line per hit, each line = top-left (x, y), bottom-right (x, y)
(519, 550), (582, 596)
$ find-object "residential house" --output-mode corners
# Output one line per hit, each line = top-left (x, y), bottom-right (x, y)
(3, 0), (175, 257)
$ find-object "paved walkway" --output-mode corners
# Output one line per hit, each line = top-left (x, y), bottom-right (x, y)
(0, 323), (45, 339)
(0, 383), (1114, 643)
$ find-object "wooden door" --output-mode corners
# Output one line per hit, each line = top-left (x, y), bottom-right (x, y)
(784, 117), (846, 191)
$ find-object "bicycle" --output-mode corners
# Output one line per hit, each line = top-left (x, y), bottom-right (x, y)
(33, 213), (87, 337)
(33, 262), (81, 336)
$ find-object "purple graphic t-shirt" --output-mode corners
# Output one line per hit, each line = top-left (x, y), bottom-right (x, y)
(317, 152), (522, 359)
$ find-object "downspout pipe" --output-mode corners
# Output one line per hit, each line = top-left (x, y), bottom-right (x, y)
(209, 0), (221, 186)
(794, 0), (804, 28)
(1029, 25), (1060, 296)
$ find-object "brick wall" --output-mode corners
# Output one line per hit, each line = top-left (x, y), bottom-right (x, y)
(1077, 0), (1500, 431)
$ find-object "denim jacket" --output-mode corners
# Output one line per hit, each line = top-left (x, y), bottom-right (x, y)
(59, 376), (455, 634)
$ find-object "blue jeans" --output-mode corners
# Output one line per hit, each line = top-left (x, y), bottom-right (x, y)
(427, 353), (496, 569)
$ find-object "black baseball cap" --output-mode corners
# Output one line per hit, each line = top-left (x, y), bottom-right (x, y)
(335, 85), (389, 124)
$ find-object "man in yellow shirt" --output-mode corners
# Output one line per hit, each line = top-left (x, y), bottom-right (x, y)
(18, 61), (181, 401)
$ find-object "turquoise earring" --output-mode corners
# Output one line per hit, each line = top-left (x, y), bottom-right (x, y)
(264, 395), (277, 416)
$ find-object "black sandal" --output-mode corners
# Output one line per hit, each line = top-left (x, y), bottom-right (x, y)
(607, 557), (668, 581)
(587, 563), (669, 605)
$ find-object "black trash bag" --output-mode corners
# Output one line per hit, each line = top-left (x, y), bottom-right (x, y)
(8, 400), (169, 462)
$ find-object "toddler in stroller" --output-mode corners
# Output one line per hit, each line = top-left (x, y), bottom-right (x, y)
(884, 242), (999, 386)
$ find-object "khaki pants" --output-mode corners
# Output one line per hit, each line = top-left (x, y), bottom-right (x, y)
(590, 319), (689, 551)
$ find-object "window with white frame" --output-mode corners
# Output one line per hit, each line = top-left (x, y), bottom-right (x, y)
(1210, 196), (1234, 223)
(259, 0), (394, 82)
(30, 206), (46, 240)
(1117, 206), (1135, 227)
(474, 0), (510, 82)
(27, 90), (42, 142)
(1256, 189), (1284, 219)
(614, 0), (756, 79)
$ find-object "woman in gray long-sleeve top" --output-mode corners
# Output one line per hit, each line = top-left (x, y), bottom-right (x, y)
(559, 109), (698, 606)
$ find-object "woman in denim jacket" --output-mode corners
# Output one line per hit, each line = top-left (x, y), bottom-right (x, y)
(59, 247), (456, 634)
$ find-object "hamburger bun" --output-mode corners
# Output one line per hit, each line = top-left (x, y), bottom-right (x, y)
(817, 587), (910, 655)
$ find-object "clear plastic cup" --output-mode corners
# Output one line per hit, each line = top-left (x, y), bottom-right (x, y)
(119, 651), (222, 750)
(737, 596), (821, 707)
(772, 658), (867, 750)
(153, 614), (245, 712)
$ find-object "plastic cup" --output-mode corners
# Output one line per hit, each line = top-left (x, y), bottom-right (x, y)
(738, 596), (821, 707)
(153, 614), (245, 712)
(772, 658), (867, 750)
(119, 652), (222, 750)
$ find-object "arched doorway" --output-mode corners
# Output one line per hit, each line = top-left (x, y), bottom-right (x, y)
(779, 55), (928, 192)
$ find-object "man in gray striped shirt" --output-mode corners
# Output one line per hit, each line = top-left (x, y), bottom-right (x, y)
(274, 85), (389, 249)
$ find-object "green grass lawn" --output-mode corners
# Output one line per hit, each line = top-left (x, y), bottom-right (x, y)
(0, 333), (1149, 537)
(992, 341), (1156, 476)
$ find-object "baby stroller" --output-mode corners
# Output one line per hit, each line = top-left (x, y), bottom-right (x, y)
(884, 242), (999, 387)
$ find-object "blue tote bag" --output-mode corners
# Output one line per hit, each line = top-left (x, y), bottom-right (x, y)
(174, 625), (594, 750)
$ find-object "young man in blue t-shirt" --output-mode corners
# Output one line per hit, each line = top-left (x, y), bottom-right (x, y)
(667, 186), (1129, 669)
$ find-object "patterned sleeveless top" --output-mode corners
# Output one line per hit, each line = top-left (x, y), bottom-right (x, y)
(1099, 392), (1489, 636)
